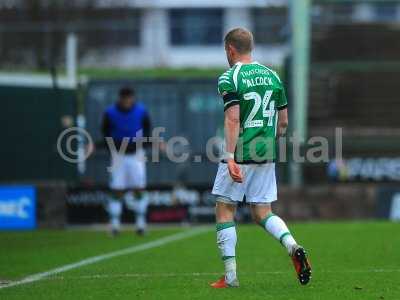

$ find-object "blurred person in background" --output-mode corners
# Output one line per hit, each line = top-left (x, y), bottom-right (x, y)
(101, 87), (151, 236)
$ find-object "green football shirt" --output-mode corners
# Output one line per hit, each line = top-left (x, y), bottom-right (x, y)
(218, 62), (287, 163)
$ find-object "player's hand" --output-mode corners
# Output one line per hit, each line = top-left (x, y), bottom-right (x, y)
(227, 159), (243, 183)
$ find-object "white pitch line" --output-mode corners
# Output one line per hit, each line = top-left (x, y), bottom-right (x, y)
(0, 227), (212, 290)
(13, 269), (400, 283)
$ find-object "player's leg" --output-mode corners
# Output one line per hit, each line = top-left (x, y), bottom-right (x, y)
(125, 188), (148, 235)
(212, 199), (239, 288)
(106, 189), (124, 236)
(245, 163), (297, 252)
(125, 150), (148, 235)
(250, 204), (297, 253)
(210, 162), (244, 288)
(246, 163), (311, 285)
(107, 153), (127, 236)
(250, 204), (311, 285)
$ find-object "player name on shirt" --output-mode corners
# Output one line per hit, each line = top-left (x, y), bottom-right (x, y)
(242, 76), (273, 88)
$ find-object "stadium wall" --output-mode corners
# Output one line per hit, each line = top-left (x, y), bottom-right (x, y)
(0, 81), (78, 182)
(65, 183), (400, 226)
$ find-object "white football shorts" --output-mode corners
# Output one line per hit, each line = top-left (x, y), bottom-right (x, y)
(212, 162), (277, 204)
(109, 149), (146, 190)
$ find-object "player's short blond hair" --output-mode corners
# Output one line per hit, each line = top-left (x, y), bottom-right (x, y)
(224, 28), (254, 54)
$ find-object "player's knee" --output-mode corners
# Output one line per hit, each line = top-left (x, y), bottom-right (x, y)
(251, 214), (264, 224)
(250, 204), (272, 224)
(215, 200), (236, 223)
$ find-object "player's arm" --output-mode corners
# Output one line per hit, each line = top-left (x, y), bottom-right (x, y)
(276, 84), (288, 137)
(277, 108), (288, 137)
(224, 105), (240, 155)
(224, 105), (243, 183)
(88, 112), (112, 154)
(218, 71), (243, 182)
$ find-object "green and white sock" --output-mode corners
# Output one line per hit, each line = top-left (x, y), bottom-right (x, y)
(107, 199), (122, 231)
(224, 257), (237, 284)
(260, 213), (297, 254)
(216, 222), (237, 283)
(125, 192), (148, 231)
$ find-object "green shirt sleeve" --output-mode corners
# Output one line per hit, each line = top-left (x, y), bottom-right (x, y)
(217, 70), (239, 111)
(267, 68), (287, 110)
(277, 86), (288, 110)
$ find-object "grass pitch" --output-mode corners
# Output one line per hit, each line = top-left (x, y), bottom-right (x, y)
(0, 222), (399, 300)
